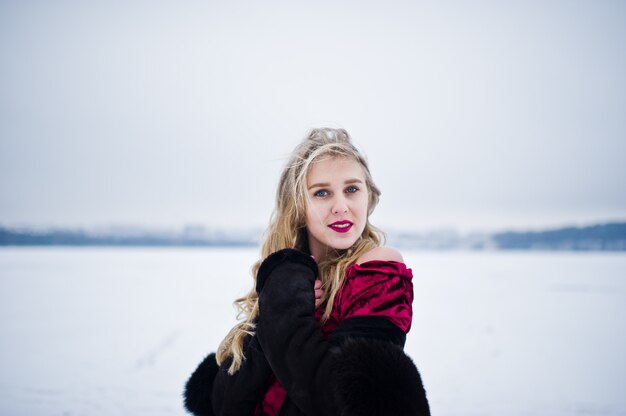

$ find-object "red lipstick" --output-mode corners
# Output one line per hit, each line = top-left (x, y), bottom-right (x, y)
(328, 220), (353, 233)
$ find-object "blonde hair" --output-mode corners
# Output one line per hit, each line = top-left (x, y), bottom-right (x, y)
(216, 127), (385, 374)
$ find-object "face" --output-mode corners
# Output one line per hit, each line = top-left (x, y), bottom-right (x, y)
(305, 156), (369, 260)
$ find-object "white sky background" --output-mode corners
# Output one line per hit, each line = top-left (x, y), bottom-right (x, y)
(1, 0), (625, 233)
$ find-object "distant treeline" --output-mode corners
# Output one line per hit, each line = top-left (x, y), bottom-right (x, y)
(0, 227), (258, 247)
(492, 222), (626, 251)
(1, 222), (625, 251)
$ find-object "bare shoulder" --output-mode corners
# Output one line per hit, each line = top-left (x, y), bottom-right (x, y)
(356, 246), (404, 265)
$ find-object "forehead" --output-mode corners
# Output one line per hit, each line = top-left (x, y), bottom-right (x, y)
(306, 156), (365, 184)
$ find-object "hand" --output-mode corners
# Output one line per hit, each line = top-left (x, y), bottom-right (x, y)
(314, 279), (323, 308)
(310, 255), (323, 308)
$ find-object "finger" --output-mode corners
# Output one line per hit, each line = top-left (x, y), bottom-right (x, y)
(315, 289), (323, 299)
(314, 279), (322, 290)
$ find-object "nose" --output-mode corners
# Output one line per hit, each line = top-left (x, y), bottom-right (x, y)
(332, 195), (349, 215)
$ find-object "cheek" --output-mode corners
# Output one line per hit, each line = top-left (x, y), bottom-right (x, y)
(305, 201), (325, 227)
(304, 209), (313, 229)
(356, 195), (370, 217)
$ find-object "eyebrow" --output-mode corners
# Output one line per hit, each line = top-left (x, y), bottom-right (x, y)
(307, 178), (364, 190)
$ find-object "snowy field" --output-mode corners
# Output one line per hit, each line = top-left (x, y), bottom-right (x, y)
(0, 247), (624, 416)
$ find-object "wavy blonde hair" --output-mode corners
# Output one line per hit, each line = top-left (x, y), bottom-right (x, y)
(216, 127), (385, 374)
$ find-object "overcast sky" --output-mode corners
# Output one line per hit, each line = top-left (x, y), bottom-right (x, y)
(1, 0), (624, 233)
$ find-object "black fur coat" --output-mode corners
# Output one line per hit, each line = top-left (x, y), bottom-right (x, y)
(184, 249), (430, 416)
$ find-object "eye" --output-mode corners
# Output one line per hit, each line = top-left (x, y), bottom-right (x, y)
(313, 189), (329, 197)
(345, 185), (359, 194)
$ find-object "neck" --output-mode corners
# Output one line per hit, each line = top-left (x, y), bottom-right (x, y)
(310, 244), (330, 263)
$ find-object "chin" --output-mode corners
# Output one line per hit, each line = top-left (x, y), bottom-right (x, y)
(309, 225), (365, 255)
(330, 242), (357, 251)
(327, 234), (360, 251)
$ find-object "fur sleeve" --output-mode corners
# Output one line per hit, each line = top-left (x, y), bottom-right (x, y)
(329, 337), (430, 416)
(183, 336), (272, 415)
(256, 249), (430, 415)
(183, 353), (219, 416)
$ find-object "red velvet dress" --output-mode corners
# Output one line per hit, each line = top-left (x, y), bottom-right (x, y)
(254, 260), (414, 416)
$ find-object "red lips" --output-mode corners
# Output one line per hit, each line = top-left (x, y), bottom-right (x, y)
(328, 220), (353, 233)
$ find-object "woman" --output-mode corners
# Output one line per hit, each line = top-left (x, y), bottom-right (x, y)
(184, 128), (430, 416)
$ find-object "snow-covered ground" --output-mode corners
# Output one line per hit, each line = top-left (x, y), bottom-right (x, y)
(0, 248), (624, 415)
